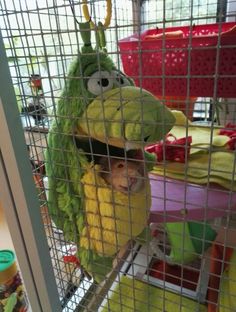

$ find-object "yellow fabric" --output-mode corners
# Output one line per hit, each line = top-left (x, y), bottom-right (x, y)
(172, 110), (190, 126)
(102, 275), (207, 312)
(153, 151), (236, 190)
(151, 112), (236, 190)
(171, 111), (229, 155)
(219, 251), (236, 311)
(78, 87), (176, 148)
(80, 165), (151, 256)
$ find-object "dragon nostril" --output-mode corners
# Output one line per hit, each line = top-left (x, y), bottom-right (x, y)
(144, 135), (150, 142)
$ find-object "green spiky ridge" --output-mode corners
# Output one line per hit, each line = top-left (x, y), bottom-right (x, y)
(46, 47), (122, 281)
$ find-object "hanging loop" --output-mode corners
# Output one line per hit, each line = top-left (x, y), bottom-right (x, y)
(82, 0), (112, 29)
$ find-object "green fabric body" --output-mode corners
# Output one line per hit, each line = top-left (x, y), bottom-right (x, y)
(45, 48), (116, 281)
(45, 43), (175, 282)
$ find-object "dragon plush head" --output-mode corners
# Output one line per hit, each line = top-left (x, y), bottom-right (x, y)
(45, 22), (175, 282)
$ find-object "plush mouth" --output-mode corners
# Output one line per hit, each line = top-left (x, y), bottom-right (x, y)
(74, 136), (143, 163)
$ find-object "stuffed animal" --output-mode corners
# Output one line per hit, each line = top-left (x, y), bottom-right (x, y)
(45, 22), (176, 282)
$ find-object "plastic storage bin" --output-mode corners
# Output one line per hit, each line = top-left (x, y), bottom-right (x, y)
(119, 22), (236, 98)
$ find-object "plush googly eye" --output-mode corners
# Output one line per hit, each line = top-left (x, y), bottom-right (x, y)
(111, 70), (131, 87)
(87, 71), (113, 95)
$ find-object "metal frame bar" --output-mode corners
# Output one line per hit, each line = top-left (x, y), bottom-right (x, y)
(0, 153), (40, 311)
(0, 30), (61, 311)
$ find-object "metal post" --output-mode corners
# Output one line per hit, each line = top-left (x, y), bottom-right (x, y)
(0, 30), (61, 312)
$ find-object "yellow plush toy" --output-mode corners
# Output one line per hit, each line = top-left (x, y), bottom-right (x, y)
(80, 164), (151, 256)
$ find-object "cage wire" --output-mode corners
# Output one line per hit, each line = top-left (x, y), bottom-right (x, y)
(1, 0), (236, 311)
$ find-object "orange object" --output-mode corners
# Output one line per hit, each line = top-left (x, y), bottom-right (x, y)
(144, 30), (184, 40)
(32, 162), (50, 225)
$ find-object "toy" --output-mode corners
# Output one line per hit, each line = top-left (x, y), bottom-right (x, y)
(45, 19), (175, 282)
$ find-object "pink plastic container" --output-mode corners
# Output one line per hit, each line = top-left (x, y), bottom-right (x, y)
(119, 23), (236, 98)
(149, 174), (236, 223)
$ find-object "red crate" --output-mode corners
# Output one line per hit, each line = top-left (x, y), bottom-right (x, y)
(119, 23), (236, 98)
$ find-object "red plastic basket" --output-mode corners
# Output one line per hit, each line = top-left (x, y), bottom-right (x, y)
(119, 23), (236, 98)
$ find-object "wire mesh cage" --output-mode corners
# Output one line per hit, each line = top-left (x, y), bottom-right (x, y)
(1, 0), (236, 311)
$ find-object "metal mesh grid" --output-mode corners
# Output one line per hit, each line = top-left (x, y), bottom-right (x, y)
(1, 0), (236, 311)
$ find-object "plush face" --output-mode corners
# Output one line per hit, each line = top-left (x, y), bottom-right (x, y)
(99, 157), (145, 193)
(58, 49), (132, 121)
(77, 86), (176, 150)
(58, 46), (175, 151)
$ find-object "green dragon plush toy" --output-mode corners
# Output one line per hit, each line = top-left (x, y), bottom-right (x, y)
(45, 22), (176, 282)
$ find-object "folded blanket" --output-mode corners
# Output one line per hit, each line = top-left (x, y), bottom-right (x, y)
(150, 111), (236, 190)
(152, 150), (236, 190)
(170, 111), (230, 155)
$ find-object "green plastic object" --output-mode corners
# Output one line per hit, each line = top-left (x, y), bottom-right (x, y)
(166, 223), (197, 264)
(165, 222), (217, 264)
(188, 221), (217, 253)
(0, 250), (15, 272)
